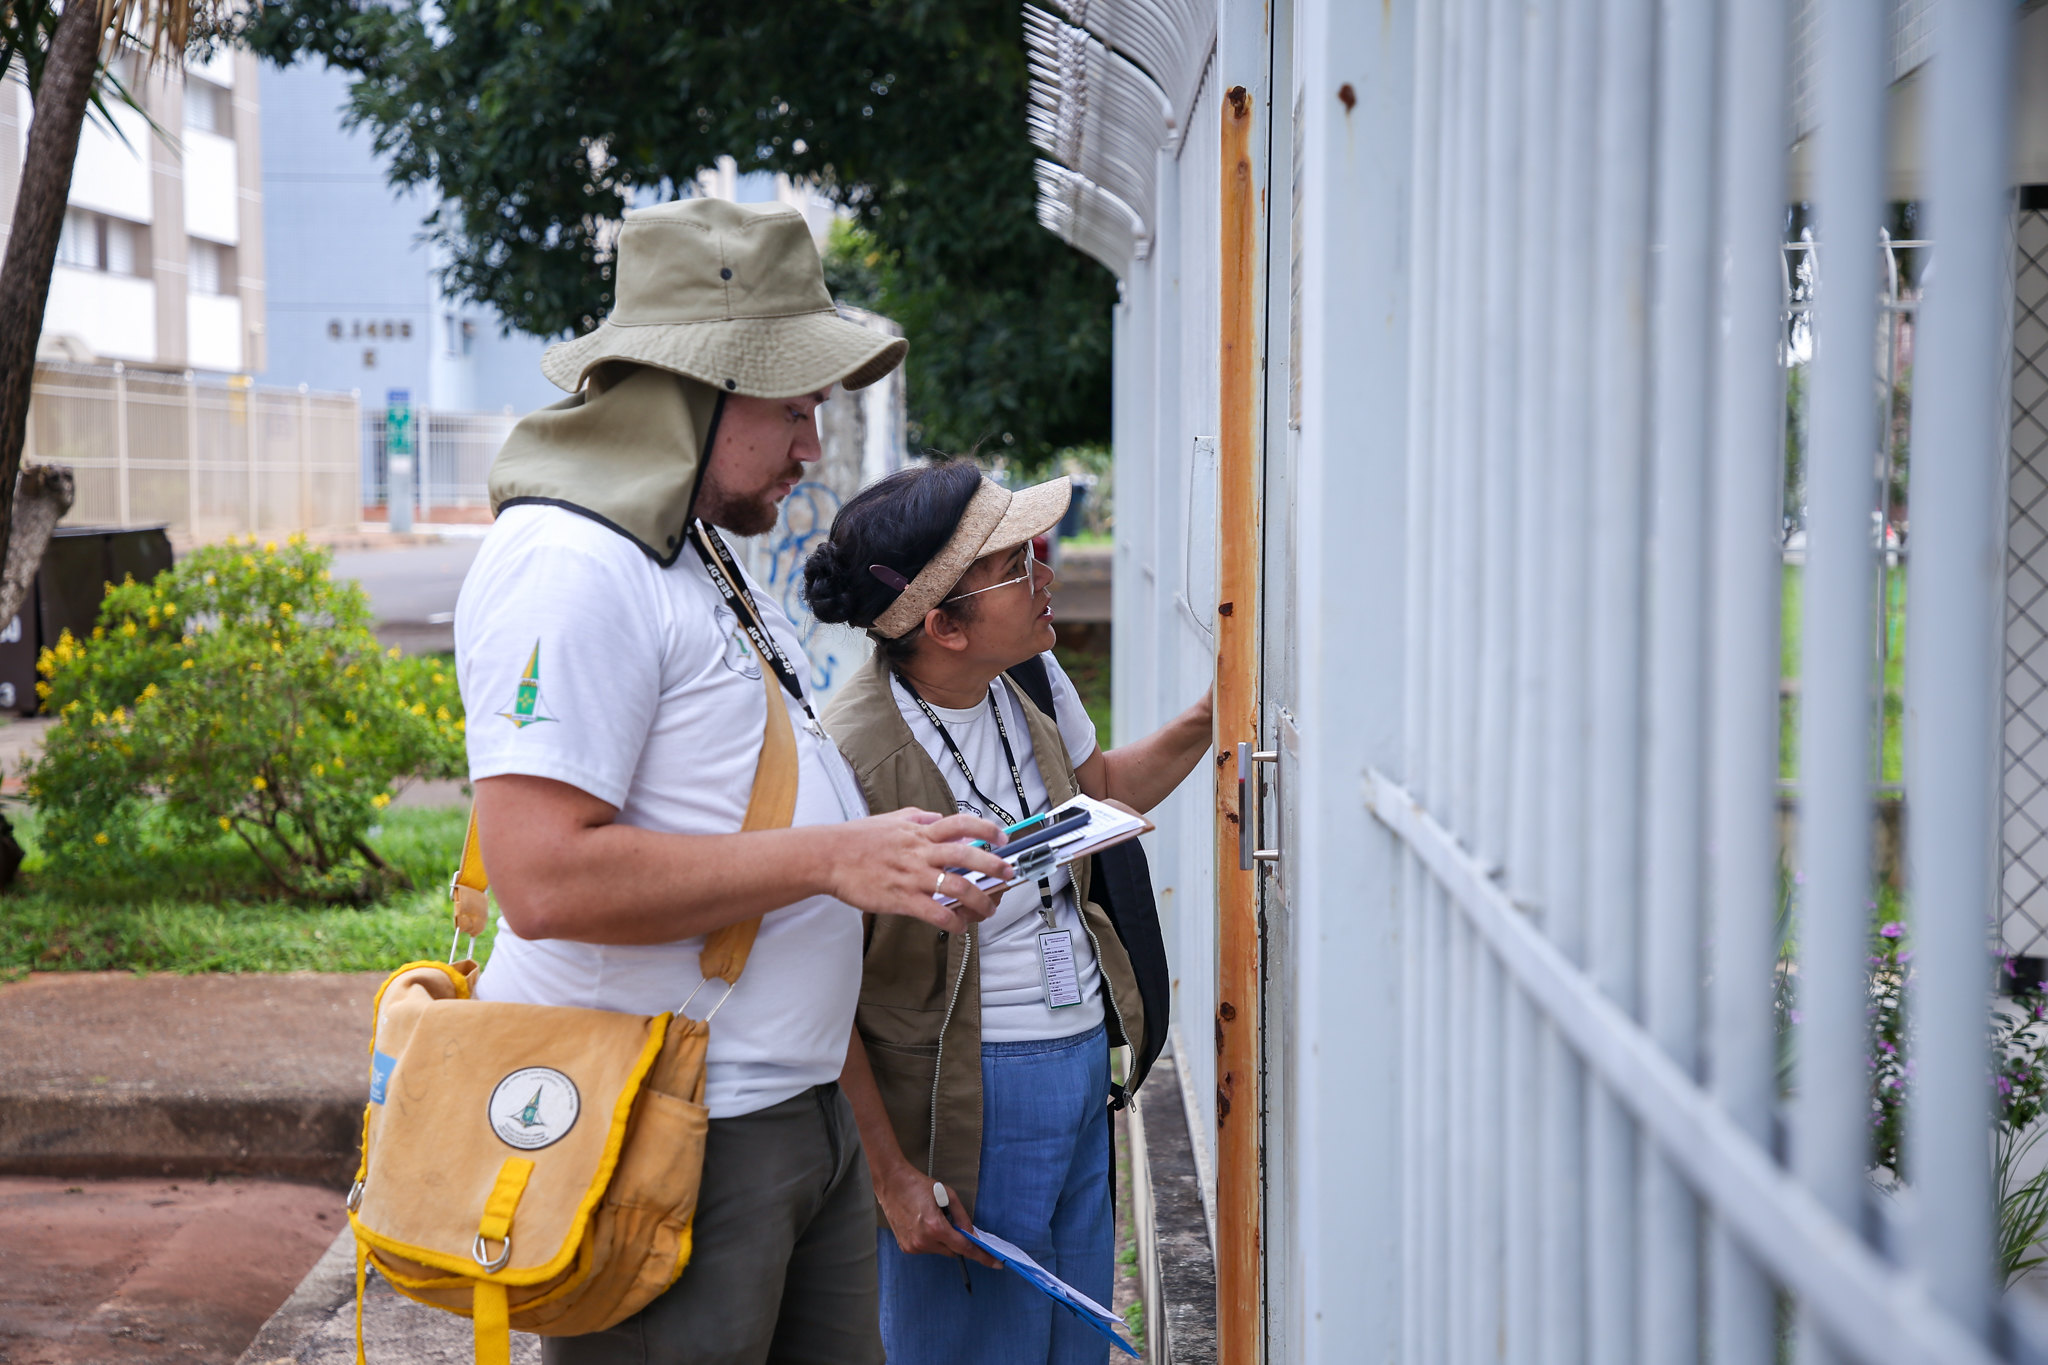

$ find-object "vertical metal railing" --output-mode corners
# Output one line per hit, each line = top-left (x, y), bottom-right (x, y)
(1374, 0), (2019, 1360)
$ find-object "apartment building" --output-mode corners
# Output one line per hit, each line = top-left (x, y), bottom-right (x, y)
(0, 46), (266, 375)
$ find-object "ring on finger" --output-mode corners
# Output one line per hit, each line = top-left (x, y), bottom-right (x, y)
(934, 870), (946, 895)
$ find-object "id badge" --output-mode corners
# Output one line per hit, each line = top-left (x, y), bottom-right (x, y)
(1038, 930), (1083, 1009)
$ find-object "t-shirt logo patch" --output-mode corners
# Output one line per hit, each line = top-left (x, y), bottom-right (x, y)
(717, 608), (763, 680)
(498, 640), (558, 728)
(489, 1067), (580, 1150)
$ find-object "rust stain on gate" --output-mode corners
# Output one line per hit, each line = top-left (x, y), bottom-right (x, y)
(1216, 79), (1261, 1365)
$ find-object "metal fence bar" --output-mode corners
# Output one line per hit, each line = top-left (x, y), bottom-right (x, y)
(1540, 2), (1601, 1358)
(1585, 0), (1655, 1356)
(1640, 0), (1715, 1356)
(1503, 4), (1557, 1352)
(1797, 3), (1889, 1359)
(1400, 0), (1445, 1352)
(1366, 769), (2004, 1365)
(1706, 0), (1793, 1358)
(1899, 0), (2014, 1335)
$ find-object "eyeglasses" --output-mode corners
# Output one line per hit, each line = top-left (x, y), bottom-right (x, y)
(943, 541), (1042, 604)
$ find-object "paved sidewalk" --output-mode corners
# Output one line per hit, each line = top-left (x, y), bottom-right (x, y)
(0, 1175), (344, 1365)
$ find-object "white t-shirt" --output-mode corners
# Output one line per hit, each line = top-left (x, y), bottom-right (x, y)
(890, 656), (1105, 1042)
(455, 503), (870, 1119)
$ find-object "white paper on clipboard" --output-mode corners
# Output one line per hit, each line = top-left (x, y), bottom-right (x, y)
(934, 792), (1152, 907)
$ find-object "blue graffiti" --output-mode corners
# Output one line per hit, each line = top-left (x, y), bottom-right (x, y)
(759, 481), (845, 692)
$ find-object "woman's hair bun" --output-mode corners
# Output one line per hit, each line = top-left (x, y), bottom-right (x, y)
(801, 538), (861, 625)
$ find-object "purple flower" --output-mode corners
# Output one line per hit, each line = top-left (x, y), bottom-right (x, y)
(1880, 922), (1904, 939)
(2000, 1075), (2016, 1095)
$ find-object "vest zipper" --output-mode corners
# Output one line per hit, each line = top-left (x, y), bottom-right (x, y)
(1077, 905), (1134, 1107)
(927, 927), (972, 1176)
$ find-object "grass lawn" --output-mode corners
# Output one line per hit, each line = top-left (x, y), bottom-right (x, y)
(1054, 636), (1114, 747)
(0, 804), (475, 976)
(1779, 562), (1905, 786)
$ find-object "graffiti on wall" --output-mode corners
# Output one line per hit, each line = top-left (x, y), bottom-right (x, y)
(754, 480), (848, 693)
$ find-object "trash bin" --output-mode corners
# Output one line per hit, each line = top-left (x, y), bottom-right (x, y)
(0, 525), (174, 716)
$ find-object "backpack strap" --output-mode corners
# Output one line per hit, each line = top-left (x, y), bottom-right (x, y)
(1004, 653), (1058, 722)
(447, 656), (802, 987)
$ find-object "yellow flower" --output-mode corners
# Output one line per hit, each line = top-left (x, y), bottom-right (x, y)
(181, 659), (195, 670)
(289, 531), (306, 547)
(241, 555), (256, 569)
(272, 640), (283, 654)
(34, 681), (49, 700)
(279, 602), (294, 615)
(387, 647), (401, 660)
(102, 580), (114, 598)
(204, 572), (216, 586)
(92, 626), (104, 641)
(140, 683), (158, 700)
(36, 648), (52, 676)
(93, 831), (108, 845)
(294, 725), (304, 738)
(264, 540), (277, 554)
(435, 706), (451, 722)
(163, 602), (177, 617)
(145, 608), (158, 626)
(252, 775), (268, 791)
(218, 816), (232, 831)
(119, 621), (137, 638)
(343, 710), (356, 724)
(371, 792), (391, 809)
(455, 718), (466, 732)
(109, 707), (125, 724)
(91, 711), (106, 725)
(431, 672), (445, 685)
(312, 764), (325, 777)
(410, 702), (427, 717)
(333, 756), (345, 769)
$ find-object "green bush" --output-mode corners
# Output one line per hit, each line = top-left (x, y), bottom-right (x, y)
(26, 535), (464, 901)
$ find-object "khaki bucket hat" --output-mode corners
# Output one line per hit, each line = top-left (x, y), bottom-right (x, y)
(540, 198), (908, 398)
(871, 476), (1072, 639)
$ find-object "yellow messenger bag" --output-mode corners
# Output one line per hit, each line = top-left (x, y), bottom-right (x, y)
(345, 659), (797, 1365)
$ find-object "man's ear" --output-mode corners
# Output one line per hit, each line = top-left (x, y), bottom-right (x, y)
(922, 607), (971, 653)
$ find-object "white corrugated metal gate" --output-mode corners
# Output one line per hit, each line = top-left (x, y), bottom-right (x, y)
(1033, 0), (2047, 1361)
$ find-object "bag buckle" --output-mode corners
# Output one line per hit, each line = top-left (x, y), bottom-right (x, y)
(347, 1179), (364, 1212)
(471, 1232), (513, 1273)
(679, 974), (740, 1023)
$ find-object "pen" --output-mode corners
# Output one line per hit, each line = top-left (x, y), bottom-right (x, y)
(934, 1181), (972, 1294)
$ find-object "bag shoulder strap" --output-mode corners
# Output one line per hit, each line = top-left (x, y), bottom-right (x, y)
(1003, 653), (1058, 722)
(449, 657), (801, 988)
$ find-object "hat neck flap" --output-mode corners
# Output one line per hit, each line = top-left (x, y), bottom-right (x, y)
(489, 364), (725, 567)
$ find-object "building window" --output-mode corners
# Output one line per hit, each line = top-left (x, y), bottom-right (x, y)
(187, 238), (232, 296)
(57, 210), (146, 276)
(185, 77), (231, 136)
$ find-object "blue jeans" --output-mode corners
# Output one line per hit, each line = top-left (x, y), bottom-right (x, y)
(877, 1024), (1113, 1365)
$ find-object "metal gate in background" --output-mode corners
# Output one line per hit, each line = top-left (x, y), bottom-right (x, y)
(1385, 1), (2018, 1361)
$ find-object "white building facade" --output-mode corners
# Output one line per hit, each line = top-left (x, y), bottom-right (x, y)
(0, 46), (266, 375)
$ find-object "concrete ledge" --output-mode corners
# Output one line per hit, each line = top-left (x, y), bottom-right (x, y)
(1130, 1046), (1217, 1365)
(0, 1092), (362, 1187)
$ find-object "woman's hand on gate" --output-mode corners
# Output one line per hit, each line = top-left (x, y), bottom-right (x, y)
(823, 809), (1012, 934)
(876, 1165), (1000, 1267)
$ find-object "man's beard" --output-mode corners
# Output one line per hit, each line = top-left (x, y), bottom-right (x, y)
(694, 464), (797, 537)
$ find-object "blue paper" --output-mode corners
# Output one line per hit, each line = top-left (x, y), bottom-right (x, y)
(956, 1224), (1140, 1358)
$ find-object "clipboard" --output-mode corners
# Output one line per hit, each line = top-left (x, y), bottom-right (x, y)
(956, 1223), (1141, 1357)
(937, 793), (1153, 907)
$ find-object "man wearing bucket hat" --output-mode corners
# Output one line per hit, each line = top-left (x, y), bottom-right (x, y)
(800, 460), (1214, 1364)
(453, 199), (1016, 1364)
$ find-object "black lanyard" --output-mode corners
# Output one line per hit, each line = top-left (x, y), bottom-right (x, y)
(688, 520), (817, 726)
(903, 679), (1056, 916)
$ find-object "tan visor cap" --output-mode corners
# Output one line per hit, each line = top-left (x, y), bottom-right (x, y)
(872, 476), (1073, 639)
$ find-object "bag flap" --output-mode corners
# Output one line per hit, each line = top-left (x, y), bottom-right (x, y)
(357, 986), (668, 1284)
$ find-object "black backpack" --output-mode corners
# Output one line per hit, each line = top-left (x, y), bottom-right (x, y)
(1004, 655), (1172, 1108)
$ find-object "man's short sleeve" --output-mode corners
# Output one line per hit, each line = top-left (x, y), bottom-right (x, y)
(456, 529), (666, 809)
(1042, 651), (1100, 767)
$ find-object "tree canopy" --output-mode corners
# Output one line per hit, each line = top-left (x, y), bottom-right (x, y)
(242, 0), (1115, 469)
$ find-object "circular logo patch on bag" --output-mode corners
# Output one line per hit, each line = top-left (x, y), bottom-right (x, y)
(488, 1067), (581, 1150)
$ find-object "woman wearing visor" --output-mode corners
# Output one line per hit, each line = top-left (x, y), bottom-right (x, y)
(803, 459), (1212, 1365)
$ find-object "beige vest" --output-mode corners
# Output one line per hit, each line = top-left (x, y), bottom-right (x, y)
(820, 652), (1146, 1221)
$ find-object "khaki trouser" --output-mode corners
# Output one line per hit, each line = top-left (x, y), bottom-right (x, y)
(543, 1082), (883, 1365)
